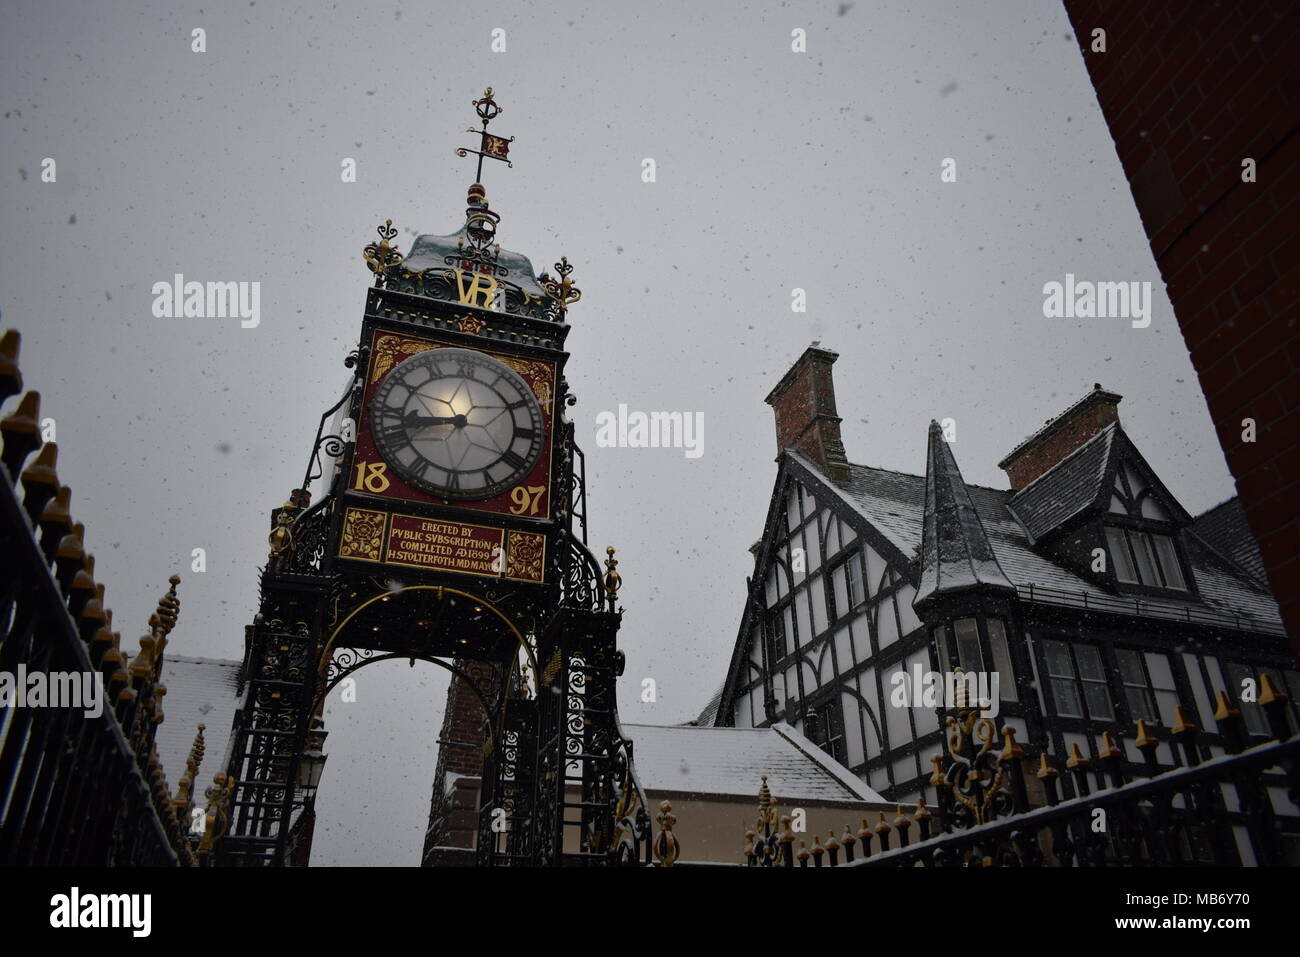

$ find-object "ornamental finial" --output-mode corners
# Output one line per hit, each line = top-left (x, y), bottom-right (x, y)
(456, 86), (514, 183)
(603, 546), (621, 612)
(653, 801), (680, 867)
(363, 218), (404, 280)
(540, 256), (582, 317)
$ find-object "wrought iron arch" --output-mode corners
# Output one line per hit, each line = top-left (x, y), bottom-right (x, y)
(318, 583), (540, 746)
(316, 650), (499, 726)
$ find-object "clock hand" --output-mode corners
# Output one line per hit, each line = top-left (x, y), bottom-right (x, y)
(404, 409), (467, 429)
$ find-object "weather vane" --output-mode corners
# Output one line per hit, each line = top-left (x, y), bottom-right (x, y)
(455, 87), (515, 184)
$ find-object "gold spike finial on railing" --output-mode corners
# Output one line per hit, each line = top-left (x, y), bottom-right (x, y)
(998, 725), (1025, 763)
(0, 329), (22, 398)
(756, 774), (774, 826)
(1258, 673), (1288, 705)
(1036, 752), (1059, 779)
(1134, 719), (1159, 751)
(653, 800), (680, 867)
(153, 575), (181, 639)
(1213, 690), (1241, 721)
(129, 635), (157, 681)
(1171, 706), (1199, 736)
(1066, 743), (1090, 769)
(173, 724), (206, 821)
(1098, 730), (1123, 760)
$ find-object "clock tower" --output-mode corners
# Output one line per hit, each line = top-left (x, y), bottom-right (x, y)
(217, 89), (650, 867)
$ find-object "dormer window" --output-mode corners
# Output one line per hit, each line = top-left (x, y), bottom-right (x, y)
(1105, 526), (1187, 590)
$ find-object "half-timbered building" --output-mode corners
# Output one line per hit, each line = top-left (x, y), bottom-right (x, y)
(707, 344), (1298, 813)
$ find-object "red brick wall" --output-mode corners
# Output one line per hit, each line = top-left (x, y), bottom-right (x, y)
(1063, 1), (1300, 656)
(437, 660), (498, 778)
(1002, 399), (1120, 491)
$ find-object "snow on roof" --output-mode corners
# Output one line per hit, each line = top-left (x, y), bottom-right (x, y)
(787, 448), (1283, 633)
(625, 722), (885, 804)
(154, 655), (241, 794)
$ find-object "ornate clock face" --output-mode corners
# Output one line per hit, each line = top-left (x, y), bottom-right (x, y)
(369, 347), (545, 500)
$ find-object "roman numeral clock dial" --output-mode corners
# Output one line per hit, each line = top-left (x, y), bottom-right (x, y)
(368, 348), (545, 500)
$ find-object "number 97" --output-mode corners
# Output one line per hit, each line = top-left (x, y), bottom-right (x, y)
(509, 485), (546, 516)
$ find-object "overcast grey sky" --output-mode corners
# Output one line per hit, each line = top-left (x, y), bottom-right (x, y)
(1, 0), (1237, 865)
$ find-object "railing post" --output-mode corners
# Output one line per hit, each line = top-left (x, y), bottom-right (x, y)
(873, 811), (892, 853)
(999, 726), (1028, 812)
(1259, 675), (1293, 742)
(893, 805), (913, 848)
(1066, 743), (1091, 798)
(1097, 731), (1125, 790)
(914, 797), (933, 841)
(1213, 692), (1246, 754)
(857, 818), (873, 859)
(1171, 707), (1200, 767)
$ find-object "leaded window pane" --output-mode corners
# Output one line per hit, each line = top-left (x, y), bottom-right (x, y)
(986, 618), (1018, 702)
(953, 617), (983, 671)
(1106, 527), (1138, 583)
(1130, 530), (1159, 585)
(1152, 534), (1187, 589)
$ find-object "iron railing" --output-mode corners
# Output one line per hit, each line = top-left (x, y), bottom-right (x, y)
(0, 329), (202, 866)
(740, 684), (1299, 867)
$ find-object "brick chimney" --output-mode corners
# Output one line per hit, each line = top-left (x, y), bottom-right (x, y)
(765, 343), (850, 483)
(998, 384), (1123, 491)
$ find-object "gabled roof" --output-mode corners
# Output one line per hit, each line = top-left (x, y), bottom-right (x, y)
(916, 421), (1014, 607)
(1006, 423), (1192, 542)
(1192, 498), (1269, 587)
(1006, 423), (1118, 542)
(785, 448), (1283, 634)
(154, 655), (241, 796)
(626, 722), (885, 804)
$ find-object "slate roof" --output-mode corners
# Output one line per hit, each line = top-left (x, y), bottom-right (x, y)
(626, 722), (885, 804)
(1006, 423), (1118, 542)
(154, 655), (242, 795)
(1192, 498), (1269, 586)
(692, 682), (725, 727)
(916, 420), (1014, 606)
(788, 448), (1284, 635)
